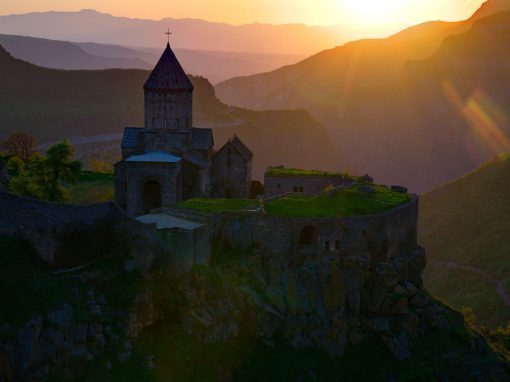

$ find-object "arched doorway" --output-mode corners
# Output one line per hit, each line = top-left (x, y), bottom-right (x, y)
(143, 180), (161, 213)
(299, 226), (317, 246)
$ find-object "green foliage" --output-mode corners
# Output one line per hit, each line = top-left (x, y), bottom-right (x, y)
(264, 184), (410, 217)
(266, 166), (341, 178)
(178, 198), (258, 213)
(8, 139), (82, 202)
(45, 139), (82, 201)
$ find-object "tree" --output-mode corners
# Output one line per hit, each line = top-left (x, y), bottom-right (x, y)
(7, 139), (81, 202)
(1, 132), (38, 161)
(249, 180), (265, 199)
(44, 139), (82, 201)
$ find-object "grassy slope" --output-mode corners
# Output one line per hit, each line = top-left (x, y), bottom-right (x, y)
(420, 154), (510, 328)
(67, 171), (115, 204)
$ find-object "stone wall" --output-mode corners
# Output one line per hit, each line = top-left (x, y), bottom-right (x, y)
(264, 175), (352, 197)
(115, 161), (182, 217)
(211, 145), (251, 199)
(0, 192), (165, 272)
(175, 197), (433, 358)
(155, 225), (211, 276)
(144, 91), (192, 131)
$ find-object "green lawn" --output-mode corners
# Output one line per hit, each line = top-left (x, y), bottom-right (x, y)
(266, 167), (342, 177)
(177, 198), (259, 213)
(179, 185), (410, 217)
(68, 171), (115, 204)
(264, 185), (410, 217)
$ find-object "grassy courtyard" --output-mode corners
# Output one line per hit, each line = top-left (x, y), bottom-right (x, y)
(178, 184), (411, 217)
(266, 167), (342, 178)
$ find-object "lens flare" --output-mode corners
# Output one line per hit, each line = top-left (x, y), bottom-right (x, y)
(442, 80), (510, 159)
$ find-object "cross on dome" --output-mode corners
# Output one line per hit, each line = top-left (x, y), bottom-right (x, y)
(164, 28), (172, 44)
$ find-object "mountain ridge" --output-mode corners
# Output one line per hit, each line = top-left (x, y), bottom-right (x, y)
(0, 9), (345, 55)
(215, 1), (510, 192)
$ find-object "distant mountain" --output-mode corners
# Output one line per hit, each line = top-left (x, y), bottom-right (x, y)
(0, 44), (343, 180)
(0, 34), (304, 83)
(0, 34), (152, 70)
(419, 154), (510, 328)
(215, 1), (510, 192)
(0, 9), (345, 56)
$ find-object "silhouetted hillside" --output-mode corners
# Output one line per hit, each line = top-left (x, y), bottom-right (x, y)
(0, 45), (342, 180)
(0, 34), (304, 83)
(420, 154), (510, 328)
(215, 1), (510, 192)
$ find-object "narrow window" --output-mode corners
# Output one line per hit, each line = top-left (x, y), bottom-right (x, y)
(325, 241), (330, 251)
(300, 186), (304, 192)
(277, 184), (281, 190)
(152, 118), (155, 128)
(164, 119), (167, 129)
(293, 186), (298, 192)
(176, 118), (179, 129)
(335, 240), (340, 251)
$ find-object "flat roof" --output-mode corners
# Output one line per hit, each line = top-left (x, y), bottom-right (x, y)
(126, 151), (181, 163)
(136, 213), (204, 230)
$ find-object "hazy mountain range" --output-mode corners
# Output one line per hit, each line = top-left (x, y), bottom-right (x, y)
(216, 0), (510, 192)
(0, 44), (342, 180)
(0, 9), (346, 56)
(0, 34), (303, 83)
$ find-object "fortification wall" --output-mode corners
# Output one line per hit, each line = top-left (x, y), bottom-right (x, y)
(0, 192), (165, 271)
(175, 197), (428, 357)
(203, 196), (418, 260)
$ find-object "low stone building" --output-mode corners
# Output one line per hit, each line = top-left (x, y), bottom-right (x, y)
(136, 213), (210, 273)
(264, 167), (353, 197)
(115, 42), (252, 217)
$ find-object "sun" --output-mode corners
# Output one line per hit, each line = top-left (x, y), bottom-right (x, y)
(340, 0), (411, 27)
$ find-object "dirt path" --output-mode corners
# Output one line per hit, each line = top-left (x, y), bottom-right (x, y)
(442, 261), (510, 306)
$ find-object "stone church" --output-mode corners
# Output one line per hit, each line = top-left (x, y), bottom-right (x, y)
(115, 42), (253, 217)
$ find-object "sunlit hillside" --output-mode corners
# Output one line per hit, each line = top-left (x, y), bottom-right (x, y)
(420, 154), (510, 328)
(216, 1), (510, 192)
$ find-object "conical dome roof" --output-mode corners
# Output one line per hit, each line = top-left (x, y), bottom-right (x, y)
(143, 43), (193, 91)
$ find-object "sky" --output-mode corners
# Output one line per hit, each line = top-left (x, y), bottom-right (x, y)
(0, 0), (486, 32)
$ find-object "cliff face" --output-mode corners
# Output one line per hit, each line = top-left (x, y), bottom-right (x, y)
(176, 200), (455, 359)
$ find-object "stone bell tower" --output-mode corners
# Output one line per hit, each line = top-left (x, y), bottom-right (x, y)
(143, 37), (193, 131)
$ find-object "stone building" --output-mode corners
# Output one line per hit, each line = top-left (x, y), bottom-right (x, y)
(211, 135), (253, 198)
(115, 42), (252, 216)
(264, 168), (353, 197)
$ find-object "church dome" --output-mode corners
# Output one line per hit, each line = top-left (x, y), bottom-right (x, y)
(143, 43), (193, 92)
